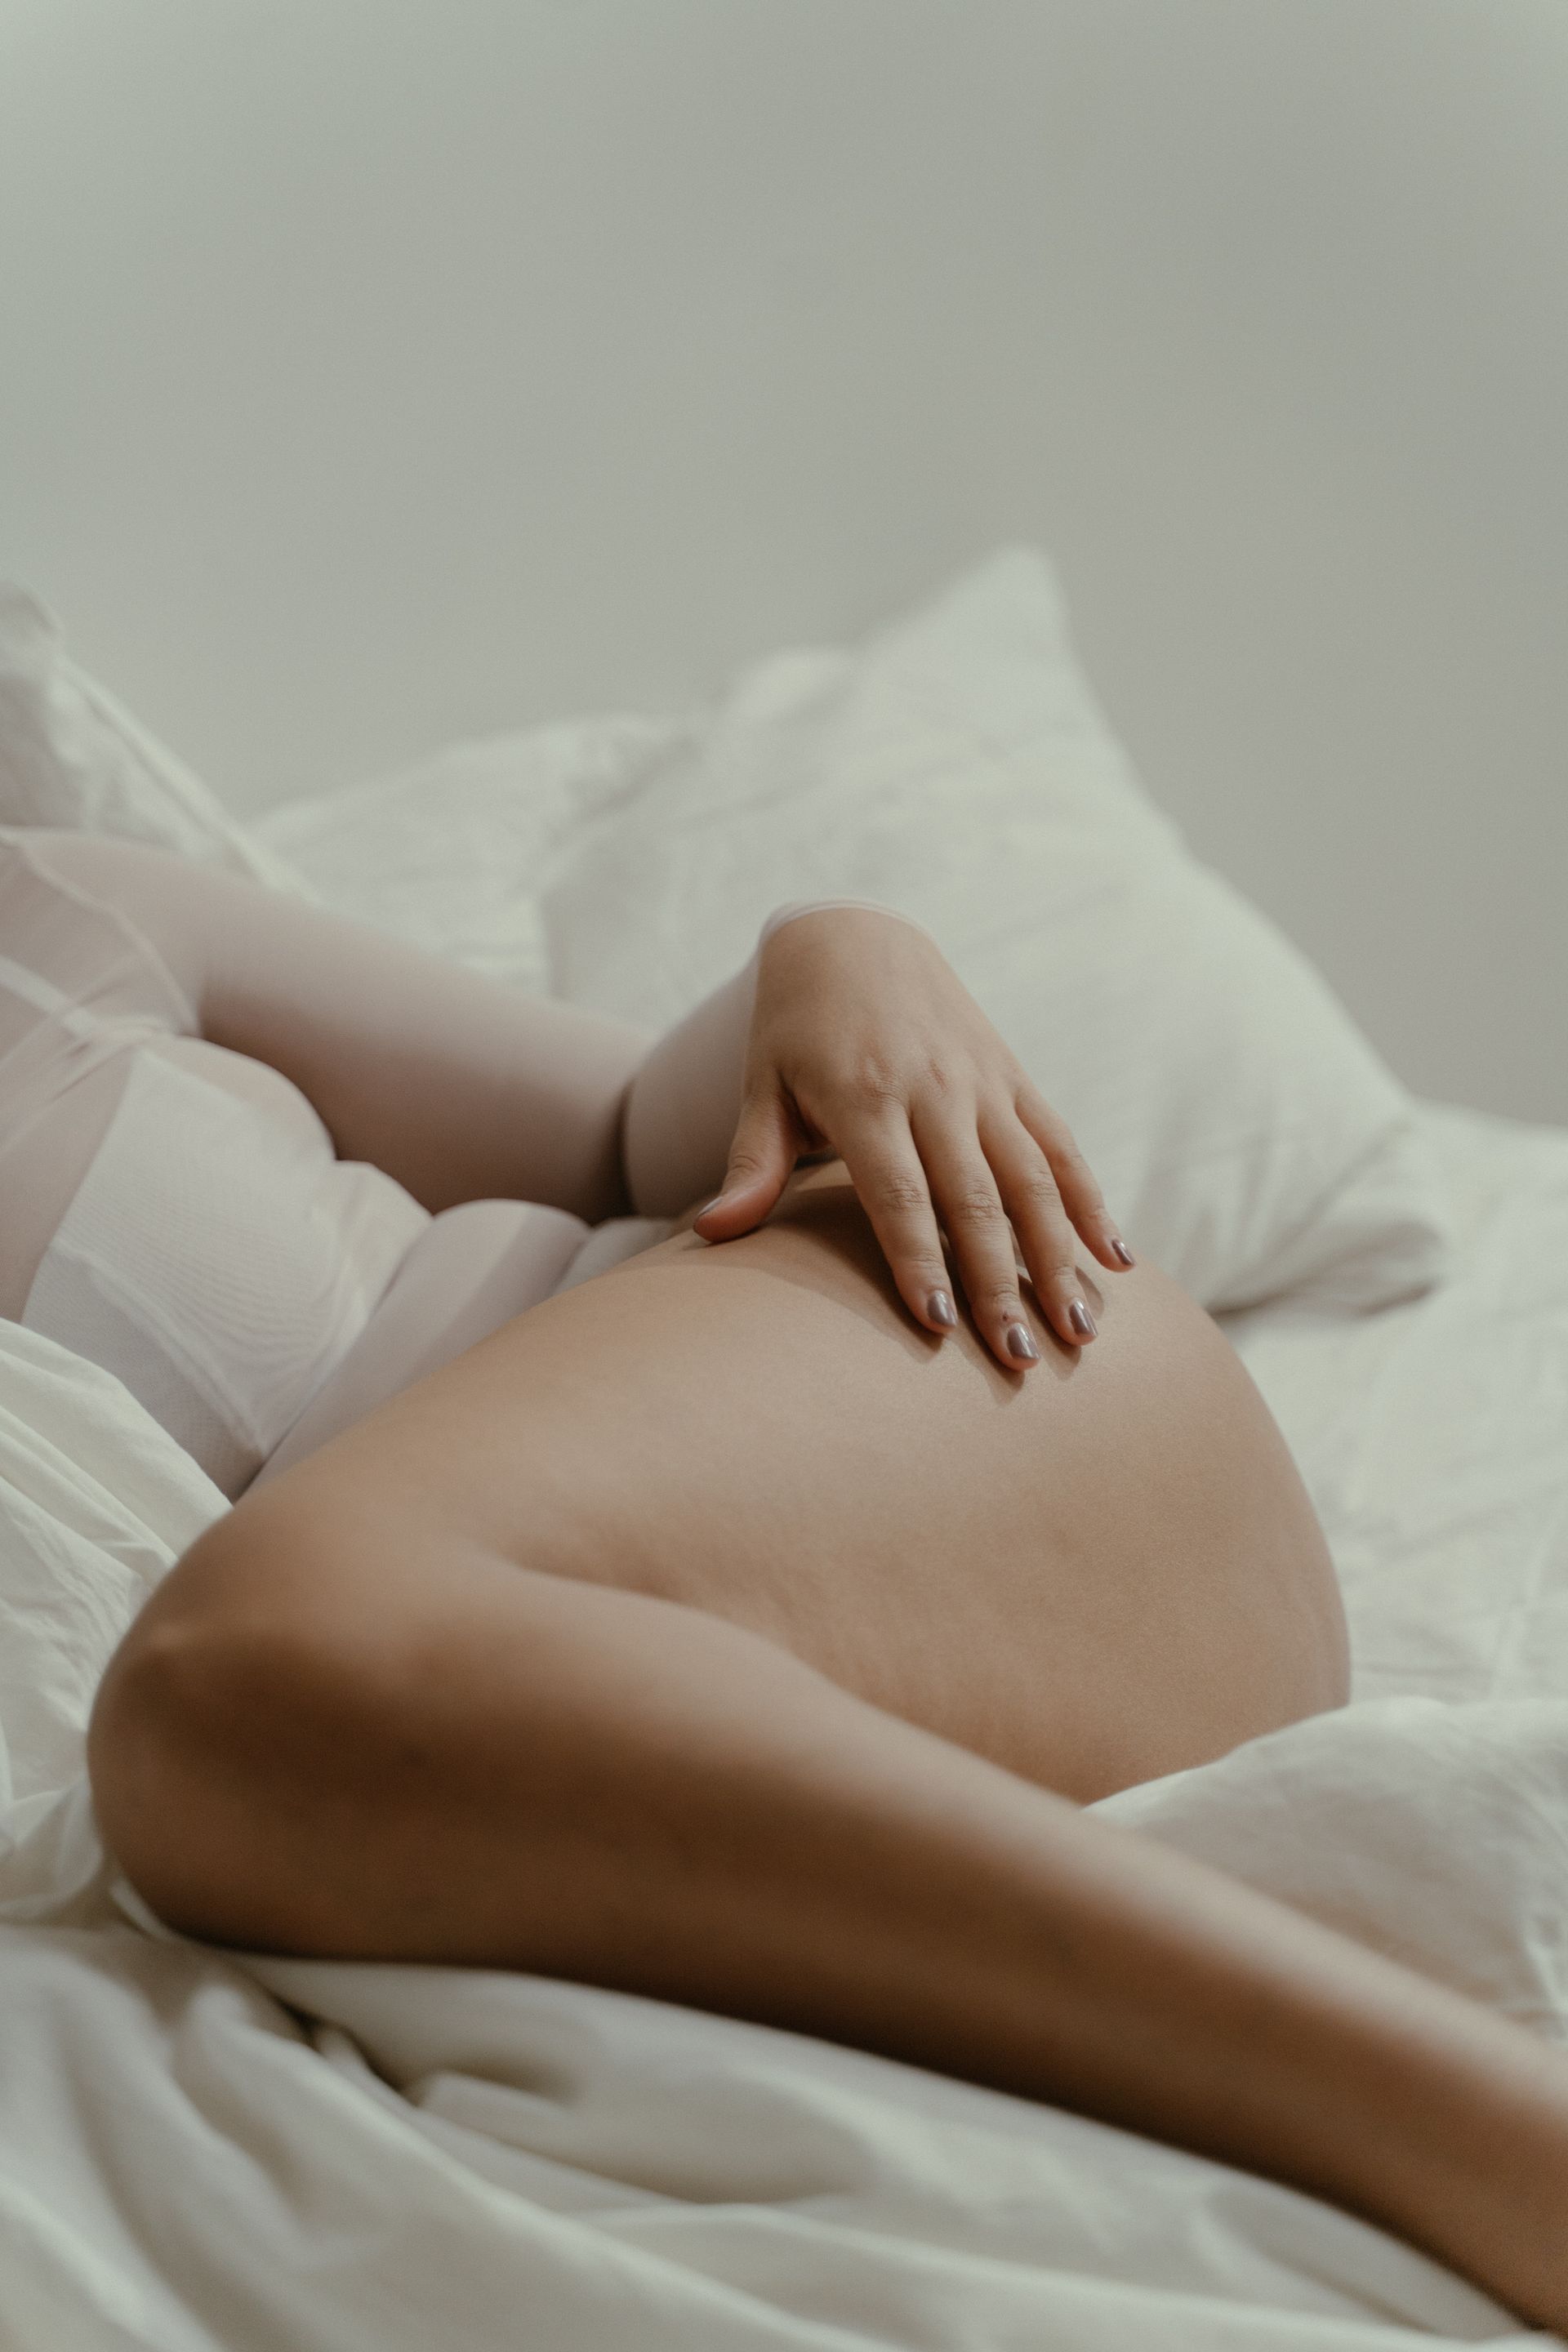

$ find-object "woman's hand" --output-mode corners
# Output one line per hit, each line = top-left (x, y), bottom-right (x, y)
(690, 909), (1135, 1368)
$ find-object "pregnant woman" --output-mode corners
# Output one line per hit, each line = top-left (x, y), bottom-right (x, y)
(2, 825), (1561, 2330)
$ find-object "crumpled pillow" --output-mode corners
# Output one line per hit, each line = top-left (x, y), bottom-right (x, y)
(7, 548), (1454, 1315)
(505, 546), (1456, 1314)
(0, 582), (310, 895)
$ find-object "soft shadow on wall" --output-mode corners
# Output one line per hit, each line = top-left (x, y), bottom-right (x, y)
(0, 0), (1564, 1120)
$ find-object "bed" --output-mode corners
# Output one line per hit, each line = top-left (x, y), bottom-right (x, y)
(2, 550), (1564, 2351)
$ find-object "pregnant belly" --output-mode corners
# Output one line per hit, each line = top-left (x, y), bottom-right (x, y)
(263, 1162), (1351, 1801)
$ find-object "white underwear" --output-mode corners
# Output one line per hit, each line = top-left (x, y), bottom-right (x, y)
(22, 1048), (428, 1499)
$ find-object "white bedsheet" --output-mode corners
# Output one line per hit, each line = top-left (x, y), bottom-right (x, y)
(2, 1099), (1566, 2350)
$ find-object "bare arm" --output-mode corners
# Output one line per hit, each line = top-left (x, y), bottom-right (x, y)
(22, 829), (662, 1223)
(25, 830), (987, 1258)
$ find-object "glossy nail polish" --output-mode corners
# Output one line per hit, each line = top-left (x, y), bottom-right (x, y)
(1068, 1300), (1097, 1339)
(1110, 1238), (1135, 1267)
(927, 1289), (958, 1329)
(1005, 1322), (1040, 1363)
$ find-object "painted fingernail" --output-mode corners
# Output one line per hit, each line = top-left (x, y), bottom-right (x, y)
(695, 1197), (725, 1218)
(1068, 1300), (1097, 1339)
(1005, 1321), (1040, 1363)
(1110, 1237), (1135, 1267)
(927, 1289), (958, 1329)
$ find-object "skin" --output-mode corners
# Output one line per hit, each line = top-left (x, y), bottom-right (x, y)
(675, 905), (1141, 1367)
(11, 834), (1135, 1366)
(154, 1155), (1350, 1797)
(17, 834), (1549, 2323)
(548, 1164), (1333, 1786)
(84, 1160), (1568, 2329)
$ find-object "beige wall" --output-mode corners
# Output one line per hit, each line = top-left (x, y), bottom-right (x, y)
(2, 0), (1565, 1120)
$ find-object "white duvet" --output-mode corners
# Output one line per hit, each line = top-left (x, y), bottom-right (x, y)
(3, 546), (1566, 2348)
(2, 1099), (1566, 2352)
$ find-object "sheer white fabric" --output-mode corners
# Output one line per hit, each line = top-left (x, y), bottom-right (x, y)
(0, 838), (915, 1496)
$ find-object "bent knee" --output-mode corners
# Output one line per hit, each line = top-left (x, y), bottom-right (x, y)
(86, 1502), (453, 1951)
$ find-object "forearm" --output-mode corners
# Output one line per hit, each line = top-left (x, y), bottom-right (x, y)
(194, 886), (653, 1223)
(18, 828), (652, 1221)
(29, 828), (927, 1224)
(618, 953), (758, 1214)
(26, 828), (924, 1223)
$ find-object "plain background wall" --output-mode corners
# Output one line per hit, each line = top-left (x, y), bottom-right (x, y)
(2, 0), (1564, 1121)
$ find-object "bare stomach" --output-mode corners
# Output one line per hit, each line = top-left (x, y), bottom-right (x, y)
(253, 1160), (1351, 1802)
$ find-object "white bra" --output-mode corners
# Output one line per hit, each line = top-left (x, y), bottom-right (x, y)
(22, 1044), (431, 1501)
(3, 853), (928, 1499)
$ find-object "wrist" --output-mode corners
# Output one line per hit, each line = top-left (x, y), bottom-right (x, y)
(760, 899), (938, 951)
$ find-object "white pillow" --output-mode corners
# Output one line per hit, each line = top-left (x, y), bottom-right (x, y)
(27, 546), (1453, 1314)
(255, 714), (686, 997)
(532, 546), (1452, 1313)
(1098, 1695), (1568, 2039)
(0, 582), (310, 895)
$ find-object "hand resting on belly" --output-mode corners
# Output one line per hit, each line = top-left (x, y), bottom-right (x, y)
(247, 1157), (1351, 1802)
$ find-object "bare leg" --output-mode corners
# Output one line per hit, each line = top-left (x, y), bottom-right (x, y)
(89, 1505), (1568, 2331)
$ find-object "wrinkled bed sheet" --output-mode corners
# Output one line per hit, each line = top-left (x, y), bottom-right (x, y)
(2, 1100), (1566, 2350)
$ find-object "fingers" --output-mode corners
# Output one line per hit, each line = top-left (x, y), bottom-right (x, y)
(690, 1085), (804, 1240)
(833, 1107), (1051, 1370)
(824, 1112), (970, 1343)
(971, 1105), (1105, 1351)
(907, 1108), (1066, 1365)
(696, 1080), (1130, 1374)
(1013, 1082), (1136, 1276)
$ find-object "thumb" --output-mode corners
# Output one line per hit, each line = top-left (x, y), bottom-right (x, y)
(691, 1087), (804, 1239)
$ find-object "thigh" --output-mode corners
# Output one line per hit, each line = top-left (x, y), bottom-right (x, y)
(248, 1159), (1350, 1801)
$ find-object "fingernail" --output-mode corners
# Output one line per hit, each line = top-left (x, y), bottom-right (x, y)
(1005, 1321), (1040, 1363)
(1068, 1300), (1097, 1339)
(1110, 1237), (1135, 1267)
(927, 1289), (958, 1329)
(695, 1197), (726, 1218)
